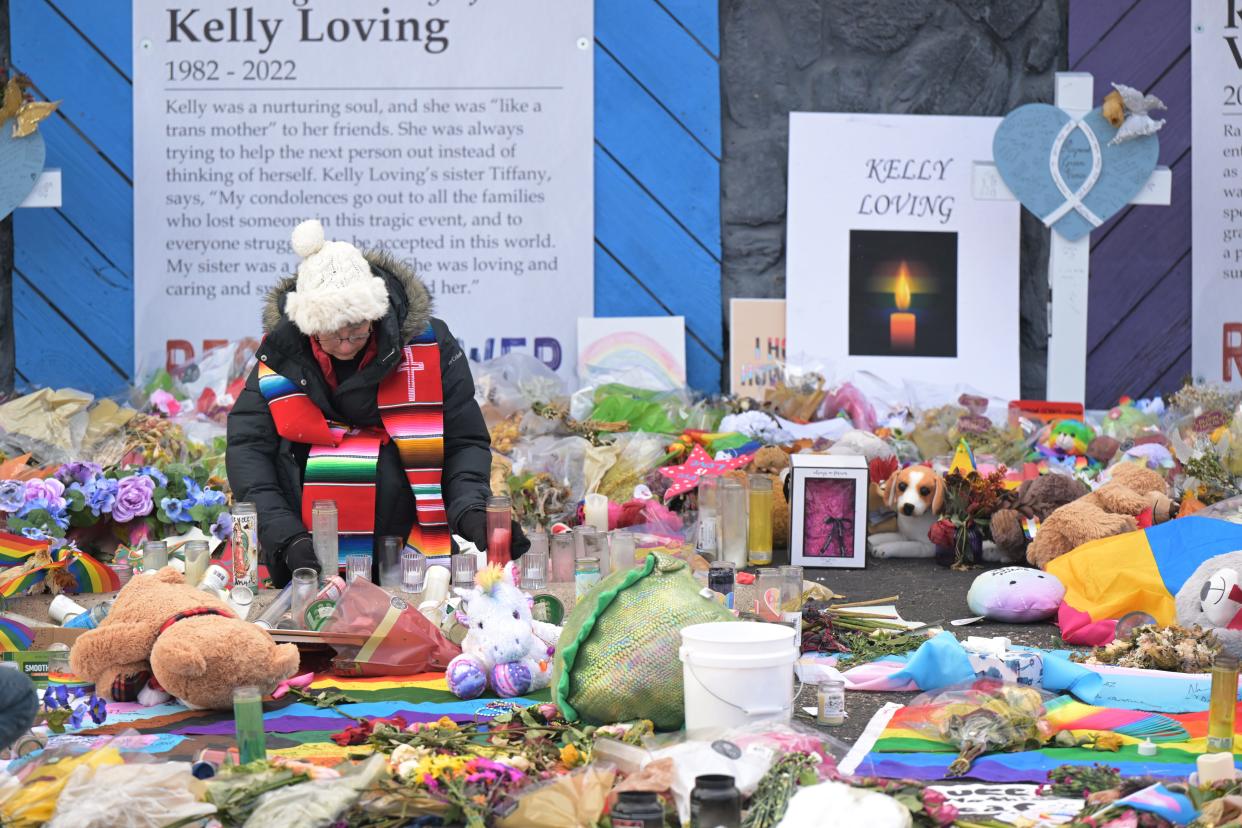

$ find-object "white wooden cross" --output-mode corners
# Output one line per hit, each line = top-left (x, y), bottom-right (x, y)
(973, 72), (1172, 403)
(17, 169), (60, 209)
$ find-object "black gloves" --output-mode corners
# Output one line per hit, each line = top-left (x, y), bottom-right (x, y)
(282, 533), (321, 578)
(458, 509), (531, 558)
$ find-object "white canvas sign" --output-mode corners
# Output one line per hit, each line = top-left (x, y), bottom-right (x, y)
(1193, 0), (1242, 386)
(785, 113), (1021, 399)
(132, 0), (593, 378)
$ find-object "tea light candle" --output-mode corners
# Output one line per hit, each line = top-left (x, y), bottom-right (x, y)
(1197, 752), (1237, 785)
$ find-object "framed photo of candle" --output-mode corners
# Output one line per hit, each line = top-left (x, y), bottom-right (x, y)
(789, 454), (868, 569)
(785, 113), (1020, 400)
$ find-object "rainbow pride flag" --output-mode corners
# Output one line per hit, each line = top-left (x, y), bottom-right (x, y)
(0, 616), (33, 651)
(0, 534), (119, 598)
(854, 696), (1242, 783)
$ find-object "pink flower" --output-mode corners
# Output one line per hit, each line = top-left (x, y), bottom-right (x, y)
(150, 389), (181, 417)
(23, 478), (66, 506)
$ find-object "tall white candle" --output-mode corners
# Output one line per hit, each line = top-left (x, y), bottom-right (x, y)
(584, 493), (609, 532)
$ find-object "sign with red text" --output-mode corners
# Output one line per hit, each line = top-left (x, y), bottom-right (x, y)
(132, 0), (592, 379)
(1193, 0), (1242, 386)
(785, 113), (1020, 399)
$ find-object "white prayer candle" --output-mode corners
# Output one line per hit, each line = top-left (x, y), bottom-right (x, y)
(1197, 752), (1237, 785)
(584, 494), (609, 532)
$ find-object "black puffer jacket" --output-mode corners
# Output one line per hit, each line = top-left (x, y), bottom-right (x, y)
(226, 251), (491, 586)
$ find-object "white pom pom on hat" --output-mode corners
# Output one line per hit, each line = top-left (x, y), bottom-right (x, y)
(291, 218), (326, 258)
(284, 218), (389, 335)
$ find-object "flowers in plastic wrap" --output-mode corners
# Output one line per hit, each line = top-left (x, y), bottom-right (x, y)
(909, 680), (1051, 777)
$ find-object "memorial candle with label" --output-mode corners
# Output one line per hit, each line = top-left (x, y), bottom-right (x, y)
(889, 262), (915, 351)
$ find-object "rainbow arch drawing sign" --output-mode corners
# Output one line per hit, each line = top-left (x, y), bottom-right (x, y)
(577, 317), (687, 389)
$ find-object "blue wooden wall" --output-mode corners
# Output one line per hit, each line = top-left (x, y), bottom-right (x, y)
(9, 0), (723, 394)
(1072, 0), (1191, 407)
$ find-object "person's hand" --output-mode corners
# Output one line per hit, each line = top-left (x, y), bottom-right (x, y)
(459, 510), (531, 558)
(282, 533), (321, 575)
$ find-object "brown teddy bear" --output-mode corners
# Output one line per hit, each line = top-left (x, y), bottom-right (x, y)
(990, 474), (1090, 563)
(70, 567), (300, 710)
(1026, 463), (1176, 570)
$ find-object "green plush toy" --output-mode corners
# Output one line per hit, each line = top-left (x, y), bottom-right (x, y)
(553, 553), (736, 730)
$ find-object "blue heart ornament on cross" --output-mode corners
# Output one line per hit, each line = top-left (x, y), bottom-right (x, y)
(0, 128), (45, 221)
(992, 103), (1159, 242)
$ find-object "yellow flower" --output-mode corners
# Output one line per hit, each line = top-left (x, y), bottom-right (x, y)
(559, 743), (582, 767)
(436, 716), (459, 730)
(1092, 733), (1124, 752)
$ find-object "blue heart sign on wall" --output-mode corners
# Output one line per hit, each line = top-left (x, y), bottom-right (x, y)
(0, 128), (46, 221)
(993, 104), (1159, 242)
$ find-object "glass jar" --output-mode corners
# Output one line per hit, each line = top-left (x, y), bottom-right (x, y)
(289, 567), (319, 631)
(311, 500), (339, 579)
(609, 530), (636, 573)
(572, 524), (597, 559)
(377, 536), (404, 589)
(575, 557), (601, 603)
(142, 540), (168, 573)
(708, 560), (735, 609)
(718, 478), (748, 568)
(756, 567), (782, 623)
(817, 679), (846, 726)
(747, 475), (773, 566)
(451, 553), (478, 588)
(690, 774), (741, 828)
(581, 530), (610, 575)
(345, 553), (371, 583)
(183, 540), (210, 588)
(485, 495), (513, 567)
(400, 548), (427, 594)
(522, 532), (549, 590)
(550, 532), (576, 583)
(230, 501), (259, 588)
(779, 565), (804, 631)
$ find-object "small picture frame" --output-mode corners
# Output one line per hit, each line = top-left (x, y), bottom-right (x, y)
(789, 454), (868, 569)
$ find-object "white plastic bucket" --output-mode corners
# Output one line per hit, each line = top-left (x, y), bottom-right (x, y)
(679, 621), (799, 734)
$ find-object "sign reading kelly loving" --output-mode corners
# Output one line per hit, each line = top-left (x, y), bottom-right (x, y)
(1193, 0), (1242, 386)
(132, 0), (593, 379)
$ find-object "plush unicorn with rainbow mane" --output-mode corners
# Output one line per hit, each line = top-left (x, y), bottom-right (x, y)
(445, 562), (562, 699)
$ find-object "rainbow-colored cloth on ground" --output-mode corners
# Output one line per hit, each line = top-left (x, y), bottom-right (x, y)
(64, 672), (548, 765)
(853, 696), (1242, 783)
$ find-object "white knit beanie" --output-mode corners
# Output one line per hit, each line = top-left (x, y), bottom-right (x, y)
(283, 219), (389, 335)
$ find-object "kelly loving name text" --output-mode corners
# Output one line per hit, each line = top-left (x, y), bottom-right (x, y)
(164, 1), (474, 56)
(857, 157), (955, 225)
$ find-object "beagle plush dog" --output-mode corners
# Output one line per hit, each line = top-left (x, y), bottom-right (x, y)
(869, 465), (944, 558)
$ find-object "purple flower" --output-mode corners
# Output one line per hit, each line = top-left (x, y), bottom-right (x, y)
(88, 695), (107, 725)
(112, 475), (156, 523)
(211, 511), (233, 541)
(56, 461), (103, 486)
(0, 481), (23, 512)
(81, 476), (119, 516)
(22, 479), (66, 511)
(161, 497), (193, 524)
(42, 686), (57, 709)
(21, 527), (49, 541)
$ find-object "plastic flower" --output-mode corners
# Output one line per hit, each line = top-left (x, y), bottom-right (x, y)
(56, 461), (103, 486)
(113, 475), (156, 523)
(0, 480), (23, 512)
(211, 511), (233, 541)
(20, 478), (67, 517)
(81, 476), (119, 516)
(559, 743), (582, 768)
(149, 389), (181, 417)
(20, 526), (48, 541)
(928, 518), (957, 548)
(159, 496), (193, 525)
(139, 466), (168, 488)
(88, 695), (107, 725)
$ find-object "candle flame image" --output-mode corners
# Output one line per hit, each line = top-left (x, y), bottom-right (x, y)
(895, 262), (912, 311)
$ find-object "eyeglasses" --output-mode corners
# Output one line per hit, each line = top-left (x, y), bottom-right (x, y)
(317, 325), (371, 346)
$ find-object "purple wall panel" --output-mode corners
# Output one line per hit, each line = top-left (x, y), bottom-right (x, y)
(1070, 0), (1191, 406)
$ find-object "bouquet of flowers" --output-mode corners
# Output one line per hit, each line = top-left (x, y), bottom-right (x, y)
(908, 680), (1051, 777)
(0, 461), (232, 553)
(928, 467), (1009, 569)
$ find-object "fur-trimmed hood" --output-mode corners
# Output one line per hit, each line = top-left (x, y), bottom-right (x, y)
(261, 249), (433, 344)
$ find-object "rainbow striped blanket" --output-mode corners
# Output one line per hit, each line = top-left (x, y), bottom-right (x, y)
(852, 696), (1242, 782)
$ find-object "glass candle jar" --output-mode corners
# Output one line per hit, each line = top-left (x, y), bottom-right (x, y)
(581, 530), (610, 575)
(756, 567), (783, 623)
(747, 475), (774, 567)
(718, 478), (748, 568)
(708, 561), (736, 609)
(142, 540), (168, 573)
(109, 561), (133, 589)
(550, 532), (576, 583)
(609, 530), (636, 573)
(345, 554), (372, 583)
(230, 501), (259, 589)
(401, 548), (427, 594)
(575, 557), (601, 603)
(485, 495), (513, 567)
(817, 679), (846, 726)
(228, 585), (254, 620)
(779, 565), (804, 630)
(572, 525), (597, 559)
(522, 532), (549, 590)
(451, 553), (478, 588)
(312, 500), (339, 579)
(183, 540), (210, 588)
(252, 583), (293, 630)
(233, 686), (267, 763)
(289, 567), (319, 631)
(377, 536), (404, 589)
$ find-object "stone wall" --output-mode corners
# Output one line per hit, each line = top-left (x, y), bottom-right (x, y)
(720, 0), (1067, 398)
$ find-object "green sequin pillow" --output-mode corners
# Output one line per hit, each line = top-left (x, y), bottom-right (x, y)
(553, 553), (736, 730)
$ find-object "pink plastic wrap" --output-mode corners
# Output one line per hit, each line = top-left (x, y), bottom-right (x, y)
(321, 578), (460, 676)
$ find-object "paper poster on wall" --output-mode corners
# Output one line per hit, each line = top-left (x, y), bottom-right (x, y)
(577, 316), (686, 389)
(785, 113), (1020, 399)
(131, 0), (593, 380)
(729, 298), (786, 398)
(1192, 0), (1242, 387)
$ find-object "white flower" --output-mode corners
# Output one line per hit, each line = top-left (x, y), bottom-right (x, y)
(390, 743), (430, 768)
